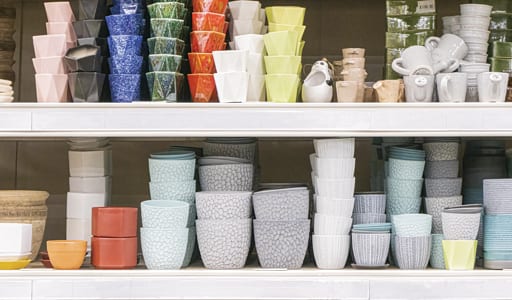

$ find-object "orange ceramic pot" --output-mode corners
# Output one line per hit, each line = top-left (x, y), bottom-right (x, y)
(91, 237), (137, 269)
(192, 12), (225, 33)
(190, 31), (225, 53)
(192, 0), (228, 14)
(47, 240), (87, 270)
(92, 207), (138, 238)
(188, 52), (216, 74)
(188, 73), (218, 102)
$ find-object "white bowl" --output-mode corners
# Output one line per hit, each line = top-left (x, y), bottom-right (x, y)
(0, 223), (32, 253)
(69, 176), (111, 193)
(314, 213), (352, 235)
(66, 218), (92, 247)
(313, 138), (355, 158)
(66, 192), (108, 219)
(68, 149), (112, 177)
(460, 3), (492, 17)
(315, 177), (355, 198)
(459, 16), (491, 27)
(313, 234), (350, 269)
(315, 195), (355, 217)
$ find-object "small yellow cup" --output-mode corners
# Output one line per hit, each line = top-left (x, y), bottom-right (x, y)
(268, 23), (306, 41)
(442, 240), (478, 270)
(265, 74), (300, 103)
(265, 6), (306, 26)
(263, 31), (299, 56)
(264, 56), (302, 75)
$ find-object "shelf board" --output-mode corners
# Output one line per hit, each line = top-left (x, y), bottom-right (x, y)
(3, 264), (512, 299)
(2, 102), (512, 138)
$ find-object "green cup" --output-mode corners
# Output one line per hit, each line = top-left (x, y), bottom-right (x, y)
(268, 23), (306, 41)
(150, 18), (184, 38)
(265, 6), (306, 26)
(263, 30), (299, 56)
(147, 2), (185, 19)
(265, 74), (300, 103)
(442, 240), (477, 270)
(264, 56), (302, 75)
(149, 54), (182, 72)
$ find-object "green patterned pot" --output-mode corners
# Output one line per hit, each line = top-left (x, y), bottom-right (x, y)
(146, 71), (184, 102)
(147, 2), (185, 19)
(149, 54), (182, 72)
(150, 18), (184, 38)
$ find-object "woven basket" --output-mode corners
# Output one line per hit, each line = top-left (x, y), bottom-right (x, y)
(0, 190), (49, 207)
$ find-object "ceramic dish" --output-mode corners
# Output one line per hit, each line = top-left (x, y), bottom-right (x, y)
(0, 259), (30, 270)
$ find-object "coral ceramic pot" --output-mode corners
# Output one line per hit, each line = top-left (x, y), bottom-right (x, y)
(92, 207), (138, 238)
(47, 240), (87, 270)
(91, 237), (137, 269)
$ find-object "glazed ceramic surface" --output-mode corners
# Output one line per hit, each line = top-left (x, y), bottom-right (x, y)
(352, 232), (390, 266)
(442, 211), (481, 240)
(353, 193), (386, 214)
(394, 235), (432, 270)
(195, 191), (252, 219)
(148, 158), (195, 182)
(425, 178), (462, 197)
(424, 160), (459, 178)
(199, 164), (254, 191)
(391, 214), (432, 237)
(149, 180), (196, 203)
(141, 200), (195, 229)
(425, 196), (463, 233)
(252, 187), (309, 220)
(312, 235), (350, 270)
(140, 228), (189, 270)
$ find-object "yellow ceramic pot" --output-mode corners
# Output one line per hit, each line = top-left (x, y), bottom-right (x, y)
(265, 74), (300, 103)
(442, 240), (477, 270)
(265, 6), (306, 26)
(263, 31), (299, 56)
(268, 23), (306, 41)
(264, 56), (302, 75)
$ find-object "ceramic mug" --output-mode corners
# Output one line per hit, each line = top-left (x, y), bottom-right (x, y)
(403, 75), (435, 102)
(392, 46), (434, 76)
(426, 34), (467, 71)
(478, 72), (509, 102)
(373, 80), (401, 103)
(436, 73), (468, 102)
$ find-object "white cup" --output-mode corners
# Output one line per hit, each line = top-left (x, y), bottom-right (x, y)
(478, 72), (509, 102)
(69, 176), (111, 193)
(66, 192), (108, 219)
(69, 149), (112, 177)
(459, 15), (490, 27)
(436, 73), (468, 102)
(460, 3), (492, 17)
(228, 0), (261, 20)
(336, 81), (363, 102)
(234, 34), (265, 54)
(247, 74), (265, 102)
(342, 58), (365, 70)
(403, 75), (435, 102)
(426, 34), (468, 70)
(465, 53), (488, 63)
(212, 50), (248, 73)
(66, 218), (92, 247)
(214, 71), (249, 103)
(459, 62), (490, 73)
(230, 19), (263, 40)
(313, 213), (352, 235)
(392, 45), (455, 76)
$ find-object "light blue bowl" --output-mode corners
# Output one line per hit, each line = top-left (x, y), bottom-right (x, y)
(148, 158), (195, 182)
(140, 200), (194, 228)
(149, 180), (196, 203)
(388, 158), (425, 180)
(386, 177), (423, 199)
(141, 227), (189, 270)
(391, 214), (432, 237)
(386, 196), (422, 216)
(430, 234), (445, 269)
(484, 251), (512, 260)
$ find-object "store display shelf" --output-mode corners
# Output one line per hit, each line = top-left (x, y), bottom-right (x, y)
(2, 102), (512, 138)
(3, 264), (512, 300)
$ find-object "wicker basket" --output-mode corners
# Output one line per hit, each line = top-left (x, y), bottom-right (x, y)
(0, 190), (49, 207)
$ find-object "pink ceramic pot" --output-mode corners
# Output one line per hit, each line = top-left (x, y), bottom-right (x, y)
(32, 56), (67, 74)
(35, 74), (69, 102)
(33, 34), (67, 58)
(44, 2), (75, 23)
(46, 22), (77, 43)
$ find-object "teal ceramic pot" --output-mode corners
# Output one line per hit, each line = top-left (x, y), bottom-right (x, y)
(141, 227), (190, 270)
(149, 180), (196, 203)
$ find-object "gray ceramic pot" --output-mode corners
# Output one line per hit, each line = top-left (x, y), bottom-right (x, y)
(195, 191), (253, 220)
(352, 232), (390, 266)
(252, 187), (309, 220)
(203, 141), (257, 162)
(354, 192), (386, 214)
(199, 164), (254, 191)
(425, 196), (463, 234)
(423, 142), (459, 161)
(425, 178), (462, 197)
(424, 160), (459, 179)
(394, 235), (431, 270)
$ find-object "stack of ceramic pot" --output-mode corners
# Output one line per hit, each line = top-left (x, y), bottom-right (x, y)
(309, 139), (355, 269)
(144, 150), (197, 269)
(228, 1), (265, 42)
(384, 0), (436, 79)
(336, 48), (367, 103)
(0, 79), (12, 103)
(391, 214), (432, 269)
(457, 4), (492, 63)
(385, 146), (425, 219)
(69, 0), (109, 102)
(195, 191), (252, 269)
(351, 218), (391, 269)
(67, 138), (112, 250)
(441, 205), (482, 270)
(253, 187), (310, 269)
(0, 223), (32, 266)
(147, 1), (188, 102)
(423, 138), (462, 233)
(105, 0), (145, 102)
(263, 6), (305, 103)
(91, 207), (138, 269)
(187, 0), (227, 102)
(0, 5), (15, 83)
(212, 49), (249, 102)
(32, 2), (76, 102)
(483, 179), (512, 269)
(352, 193), (386, 226)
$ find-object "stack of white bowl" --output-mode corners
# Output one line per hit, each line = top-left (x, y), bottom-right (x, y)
(458, 4), (492, 63)
(0, 79), (13, 103)
(212, 49), (250, 102)
(67, 138), (112, 250)
(311, 138), (355, 269)
(232, 34), (266, 102)
(442, 16), (460, 35)
(0, 223), (32, 264)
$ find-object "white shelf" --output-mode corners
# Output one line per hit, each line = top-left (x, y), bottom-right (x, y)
(2, 102), (512, 137)
(3, 265), (512, 300)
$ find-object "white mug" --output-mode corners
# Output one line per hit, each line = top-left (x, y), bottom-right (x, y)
(436, 73), (468, 102)
(426, 34), (468, 71)
(392, 46), (434, 76)
(403, 75), (435, 102)
(478, 72), (509, 102)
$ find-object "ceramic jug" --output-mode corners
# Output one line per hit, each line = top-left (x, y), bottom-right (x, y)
(302, 59), (333, 103)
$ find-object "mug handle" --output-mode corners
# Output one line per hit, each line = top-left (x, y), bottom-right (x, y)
(440, 76), (452, 101)
(414, 77), (428, 101)
(391, 58), (409, 76)
(444, 59), (460, 73)
(425, 36), (440, 51)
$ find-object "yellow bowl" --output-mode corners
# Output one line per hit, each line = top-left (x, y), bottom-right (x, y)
(265, 74), (300, 103)
(268, 23), (306, 41)
(0, 259), (31, 270)
(442, 240), (477, 270)
(264, 56), (302, 75)
(265, 6), (306, 26)
(263, 31), (299, 56)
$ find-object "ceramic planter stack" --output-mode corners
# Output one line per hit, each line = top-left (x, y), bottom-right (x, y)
(187, 0), (228, 102)
(456, 4), (493, 64)
(483, 179), (512, 269)
(441, 205), (482, 270)
(253, 187), (310, 269)
(67, 138), (112, 251)
(91, 207), (138, 269)
(147, 1), (189, 102)
(263, 6), (305, 103)
(385, 146), (425, 219)
(212, 49), (249, 102)
(309, 138), (356, 269)
(32, 2), (76, 102)
(384, 0), (436, 79)
(69, 0), (109, 102)
(0, 223), (32, 268)
(0, 79), (12, 103)
(144, 150), (197, 269)
(105, 0), (145, 102)
(351, 193), (391, 269)
(391, 214), (432, 269)
(0, 5), (15, 83)
(335, 49), (367, 103)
